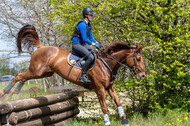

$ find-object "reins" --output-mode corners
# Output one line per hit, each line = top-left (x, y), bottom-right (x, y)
(98, 48), (145, 81)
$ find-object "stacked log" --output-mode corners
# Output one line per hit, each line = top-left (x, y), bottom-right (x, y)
(0, 91), (79, 126)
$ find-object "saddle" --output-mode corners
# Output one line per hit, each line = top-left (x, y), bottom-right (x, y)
(67, 52), (96, 70)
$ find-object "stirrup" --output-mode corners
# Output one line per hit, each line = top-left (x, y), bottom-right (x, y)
(79, 74), (91, 83)
(79, 77), (91, 83)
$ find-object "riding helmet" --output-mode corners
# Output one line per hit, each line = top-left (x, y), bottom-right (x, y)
(82, 7), (94, 18)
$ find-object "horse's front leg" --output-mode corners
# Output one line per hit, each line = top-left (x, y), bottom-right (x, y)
(107, 84), (129, 126)
(95, 88), (111, 126)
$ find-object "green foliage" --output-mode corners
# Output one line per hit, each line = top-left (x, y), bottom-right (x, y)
(0, 56), (30, 77)
(0, 58), (10, 76)
(0, 57), (15, 76)
(122, 71), (189, 116)
(142, 1), (190, 111)
(115, 0), (189, 113)
(41, 0), (190, 114)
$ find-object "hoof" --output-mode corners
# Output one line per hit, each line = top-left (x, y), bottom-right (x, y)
(122, 118), (129, 126)
(0, 89), (5, 98)
(14, 89), (20, 94)
(122, 124), (129, 126)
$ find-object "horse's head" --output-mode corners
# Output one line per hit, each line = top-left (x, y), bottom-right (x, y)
(125, 45), (146, 79)
(102, 42), (146, 79)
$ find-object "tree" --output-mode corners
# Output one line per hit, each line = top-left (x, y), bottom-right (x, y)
(0, 57), (10, 76)
(0, 0), (67, 89)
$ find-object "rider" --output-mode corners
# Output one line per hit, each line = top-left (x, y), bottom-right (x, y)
(71, 7), (101, 83)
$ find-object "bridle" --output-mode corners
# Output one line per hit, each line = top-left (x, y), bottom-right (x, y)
(98, 48), (145, 80)
(130, 49), (145, 74)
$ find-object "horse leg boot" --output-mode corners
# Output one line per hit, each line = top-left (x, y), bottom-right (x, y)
(0, 89), (5, 98)
(107, 84), (129, 126)
(79, 54), (94, 83)
(14, 81), (25, 94)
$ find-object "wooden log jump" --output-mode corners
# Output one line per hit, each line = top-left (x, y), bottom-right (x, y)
(16, 109), (79, 126)
(1, 97), (79, 124)
(0, 91), (79, 115)
(0, 91), (80, 126)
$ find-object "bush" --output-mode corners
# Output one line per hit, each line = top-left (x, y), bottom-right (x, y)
(118, 71), (189, 116)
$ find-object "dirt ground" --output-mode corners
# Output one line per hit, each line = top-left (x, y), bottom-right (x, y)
(77, 91), (131, 118)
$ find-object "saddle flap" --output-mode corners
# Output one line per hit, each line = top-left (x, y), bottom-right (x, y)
(67, 53), (96, 69)
(67, 53), (82, 68)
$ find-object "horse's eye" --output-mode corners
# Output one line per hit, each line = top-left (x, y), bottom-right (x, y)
(137, 57), (141, 61)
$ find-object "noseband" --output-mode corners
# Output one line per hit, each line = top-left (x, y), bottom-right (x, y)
(130, 49), (145, 75)
(99, 48), (145, 80)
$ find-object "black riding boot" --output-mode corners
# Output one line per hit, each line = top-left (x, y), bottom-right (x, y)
(79, 56), (93, 83)
(80, 71), (90, 83)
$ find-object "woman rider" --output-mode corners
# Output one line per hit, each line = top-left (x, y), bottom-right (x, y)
(71, 7), (101, 83)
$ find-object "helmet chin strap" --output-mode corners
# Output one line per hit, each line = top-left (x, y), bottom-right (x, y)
(84, 16), (90, 23)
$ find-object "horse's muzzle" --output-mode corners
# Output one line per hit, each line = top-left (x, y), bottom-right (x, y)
(136, 72), (146, 79)
(140, 75), (146, 79)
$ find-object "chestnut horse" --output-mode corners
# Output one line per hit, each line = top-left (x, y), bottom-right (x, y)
(0, 25), (145, 126)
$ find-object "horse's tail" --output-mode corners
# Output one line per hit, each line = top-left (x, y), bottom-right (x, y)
(17, 25), (42, 54)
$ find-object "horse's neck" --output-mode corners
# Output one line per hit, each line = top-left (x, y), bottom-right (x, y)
(103, 49), (131, 75)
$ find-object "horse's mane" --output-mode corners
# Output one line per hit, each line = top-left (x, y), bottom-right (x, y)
(103, 42), (133, 54)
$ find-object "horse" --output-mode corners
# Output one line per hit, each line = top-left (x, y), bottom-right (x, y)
(0, 25), (145, 126)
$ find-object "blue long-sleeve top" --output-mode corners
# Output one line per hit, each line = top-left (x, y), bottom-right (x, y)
(72, 22), (96, 45)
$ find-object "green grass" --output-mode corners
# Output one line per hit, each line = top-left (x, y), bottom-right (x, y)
(65, 116), (122, 126)
(130, 109), (189, 126)
(65, 109), (189, 126)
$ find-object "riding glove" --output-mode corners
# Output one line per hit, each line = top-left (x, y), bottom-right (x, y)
(95, 43), (101, 49)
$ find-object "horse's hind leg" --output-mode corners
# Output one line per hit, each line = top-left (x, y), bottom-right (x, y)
(13, 70), (53, 94)
(107, 84), (129, 126)
(0, 70), (33, 97)
(12, 70), (37, 93)
(0, 69), (53, 97)
(14, 81), (25, 94)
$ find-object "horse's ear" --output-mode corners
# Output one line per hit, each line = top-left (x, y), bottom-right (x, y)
(135, 43), (139, 48)
(139, 46), (144, 49)
(137, 46), (144, 54)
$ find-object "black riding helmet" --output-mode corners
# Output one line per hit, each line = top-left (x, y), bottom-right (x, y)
(82, 7), (94, 18)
